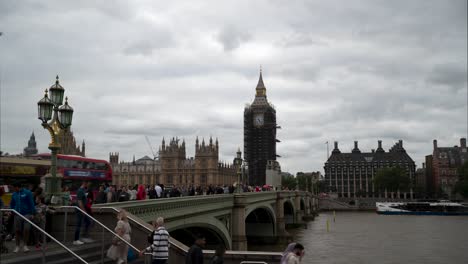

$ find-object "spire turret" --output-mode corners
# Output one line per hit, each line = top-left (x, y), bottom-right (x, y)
(255, 67), (266, 97)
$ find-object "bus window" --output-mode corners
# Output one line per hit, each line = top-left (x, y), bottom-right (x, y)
(96, 162), (106, 170)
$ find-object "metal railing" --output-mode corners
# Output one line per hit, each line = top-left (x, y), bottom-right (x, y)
(93, 206), (188, 252)
(58, 206), (141, 263)
(0, 208), (88, 264)
(240, 262), (268, 264)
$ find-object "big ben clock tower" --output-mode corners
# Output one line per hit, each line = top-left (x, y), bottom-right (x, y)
(244, 69), (278, 186)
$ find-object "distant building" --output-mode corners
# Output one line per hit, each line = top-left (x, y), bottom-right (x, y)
(23, 132), (38, 157)
(425, 138), (468, 198)
(110, 153), (160, 186)
(111, 137), (239, 187)
(414, 163), (427, 196)
(57, 129), (85, 157)
(265, 160), (281, 189)
(244, 70), (279, 186)
(324, 140), (416, 198)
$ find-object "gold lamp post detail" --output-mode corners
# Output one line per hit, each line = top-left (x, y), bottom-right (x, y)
(37, 76), (74, 204)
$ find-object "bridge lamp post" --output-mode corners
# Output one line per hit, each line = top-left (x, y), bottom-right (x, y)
(235, 158), (243, 193)
(37, 76), (74, 204)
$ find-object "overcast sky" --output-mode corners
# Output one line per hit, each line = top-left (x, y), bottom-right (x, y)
(0, 0), (466, 174)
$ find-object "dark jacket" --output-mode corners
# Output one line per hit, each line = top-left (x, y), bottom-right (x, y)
(185, 244), (203, 264)
(95, 191), (107, 204)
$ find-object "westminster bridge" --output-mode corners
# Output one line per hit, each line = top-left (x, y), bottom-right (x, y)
(94, 190), (318, 251)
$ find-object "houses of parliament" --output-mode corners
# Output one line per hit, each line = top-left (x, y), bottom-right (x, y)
(110, 137), (242, 187)
(111, 69), (280, 187)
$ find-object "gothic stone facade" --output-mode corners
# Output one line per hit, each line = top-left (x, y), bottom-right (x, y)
(57, 129), (85, 157)
(111, 137), (240, 187)
(23, 132), (38, 157)
(324, 140), (415, 198)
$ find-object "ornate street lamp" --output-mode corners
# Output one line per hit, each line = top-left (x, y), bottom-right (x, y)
(37, 76), (74, 204)
(235, 158), (243, 193)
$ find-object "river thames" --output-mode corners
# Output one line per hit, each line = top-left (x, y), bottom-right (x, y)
(251, 211), (468, 264)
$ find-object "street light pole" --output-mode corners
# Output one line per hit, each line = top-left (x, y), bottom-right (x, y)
(234, 148), (243, 193)
(37, 76), (74, 204)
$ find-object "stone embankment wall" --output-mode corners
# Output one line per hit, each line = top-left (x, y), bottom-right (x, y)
(319, 197), (414, 211)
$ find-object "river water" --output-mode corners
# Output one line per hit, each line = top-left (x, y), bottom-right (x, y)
(250, 211), (468, 264)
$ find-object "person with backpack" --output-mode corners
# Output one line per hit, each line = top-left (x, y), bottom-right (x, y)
(140, 217), (170, 264)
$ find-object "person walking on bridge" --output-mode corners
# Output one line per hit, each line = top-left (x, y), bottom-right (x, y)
(141, 217), (170, 264)
(185, 233), (206, 264)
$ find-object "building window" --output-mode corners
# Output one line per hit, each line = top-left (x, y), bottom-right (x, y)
(201, 174), (207, 185)
(167, 175), (173, 185)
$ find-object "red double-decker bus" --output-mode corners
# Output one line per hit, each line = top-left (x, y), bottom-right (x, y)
(36, 154), (112, 190)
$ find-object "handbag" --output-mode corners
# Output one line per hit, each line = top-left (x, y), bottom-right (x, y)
(106, 245), (118, 260)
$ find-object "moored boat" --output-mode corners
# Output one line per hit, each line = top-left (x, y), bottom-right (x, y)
(376, 201), (468, 215)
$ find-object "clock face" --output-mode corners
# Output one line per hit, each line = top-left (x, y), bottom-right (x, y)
(254, 114), (264, 127)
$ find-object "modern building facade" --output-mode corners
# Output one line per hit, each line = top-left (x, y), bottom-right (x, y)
(244, 70), (278, 186)
(111, 137), (240, 187)
(425, 138), (467, 198)
(23, 132), (38, 157)
(324, 140), (416, 198)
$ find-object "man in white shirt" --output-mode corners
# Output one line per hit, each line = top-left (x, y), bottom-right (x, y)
(155, 184), (163, 198)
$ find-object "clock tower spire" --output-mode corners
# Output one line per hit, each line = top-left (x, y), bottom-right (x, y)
(243, 67), (278, 186)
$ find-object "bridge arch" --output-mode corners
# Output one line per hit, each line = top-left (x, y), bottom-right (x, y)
(244, 205), (276, 244)
(167, 216), (231, 249)
(284, 199), (295, 224)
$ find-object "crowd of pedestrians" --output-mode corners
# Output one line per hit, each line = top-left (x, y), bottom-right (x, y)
(89, 182), (276, 205)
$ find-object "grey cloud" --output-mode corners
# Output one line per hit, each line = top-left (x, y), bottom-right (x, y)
(427, 62), (468, 91)
(1, 0), (466, 174)
(123, 29), (174, 56)
(217, 25), (251, 51)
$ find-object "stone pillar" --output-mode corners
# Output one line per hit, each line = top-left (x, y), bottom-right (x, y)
(232, 194), (247, 250)
(295, 191), (303, 224)
(275, 192), (287, 237)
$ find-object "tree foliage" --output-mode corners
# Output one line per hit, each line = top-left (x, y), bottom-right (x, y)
(281, 174), (297, 190)
(455, 161), (468, 198)
(373, 167), (410, 192)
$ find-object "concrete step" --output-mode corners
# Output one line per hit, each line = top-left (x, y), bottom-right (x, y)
(0, 240), (116, 264)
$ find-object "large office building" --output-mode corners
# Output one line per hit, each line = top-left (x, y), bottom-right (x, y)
(324, 140), (416, 198)
(244, 70), (279, 186)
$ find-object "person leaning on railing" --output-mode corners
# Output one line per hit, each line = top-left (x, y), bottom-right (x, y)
(140, 217), (170, 264)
